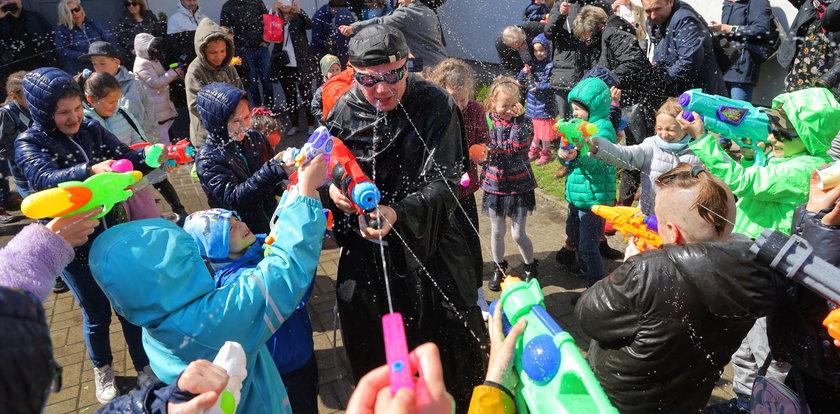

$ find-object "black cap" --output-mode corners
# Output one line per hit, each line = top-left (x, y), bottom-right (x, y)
(79, 41), (120, 61)
(348, 25), (410, 68)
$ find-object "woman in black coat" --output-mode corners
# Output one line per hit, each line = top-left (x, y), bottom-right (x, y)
(115, 0), (164, 69)
(270, 0), (320, 134)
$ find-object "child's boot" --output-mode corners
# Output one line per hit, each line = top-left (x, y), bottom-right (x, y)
(536, 149), (552, 165)
(528, 145), (540, 161)
(488, 260), (508, 292)
(524, 259), (539, 282)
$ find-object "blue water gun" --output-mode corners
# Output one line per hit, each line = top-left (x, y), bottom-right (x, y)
(491, 277), (618, 414)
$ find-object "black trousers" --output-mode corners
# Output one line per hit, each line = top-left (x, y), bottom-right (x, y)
(336, 234), (488, 413)
(276, 66), (315, 128)
(281, 355), (319, 414)
(152, 178), (186, 214)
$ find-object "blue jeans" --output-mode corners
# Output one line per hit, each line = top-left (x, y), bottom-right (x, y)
(8, 158), (30, 197)
(243, 46), (273, 108)
(728, 82), (754, 102)
(566, 203), (606, 286)
(61, 257), (149, 371)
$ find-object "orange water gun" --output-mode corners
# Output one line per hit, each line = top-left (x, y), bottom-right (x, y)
(591, 205), (662, 251)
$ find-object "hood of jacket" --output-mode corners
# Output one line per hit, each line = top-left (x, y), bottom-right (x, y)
(21, 67), (81, 131)
(568, 77), (611, 121)
(114, 65), (135, 85)
(194, 18), (234, 70)
(134, 32), (155, 60)
(195, 82), (248, 141)
(182, 208), (239, 260)
(176, 0), (201, 19)
(89, 219), (216, 327)
(772, 87), (840, 156)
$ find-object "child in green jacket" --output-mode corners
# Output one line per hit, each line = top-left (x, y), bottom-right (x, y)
(557, 77), (617, 286)
(681, 87), (840, 238)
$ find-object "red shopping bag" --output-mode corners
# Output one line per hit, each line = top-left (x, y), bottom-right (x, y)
(263, 14), (284, 43)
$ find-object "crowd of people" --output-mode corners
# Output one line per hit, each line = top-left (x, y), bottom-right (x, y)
(2, 0), (840, 413)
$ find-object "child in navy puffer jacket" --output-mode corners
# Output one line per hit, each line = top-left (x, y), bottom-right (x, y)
(184, 208), (319, 414)
(13, 67), (158, 404)
(518, 34), (556, 165)
(194, 82), (289, 234)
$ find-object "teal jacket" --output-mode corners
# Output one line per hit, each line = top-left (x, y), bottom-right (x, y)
(88, 195), (327, 414)
(690, 87), (840, 238)
(564, 77), (617, 210)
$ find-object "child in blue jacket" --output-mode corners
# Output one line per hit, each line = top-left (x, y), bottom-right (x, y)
(517, 33), (556, 165)
(183, 208), (319, 414)
(88, 154), (328, 414)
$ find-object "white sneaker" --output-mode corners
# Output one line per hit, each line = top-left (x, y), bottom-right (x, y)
(307, 126), (315, 134)
(137, 365), (159, 389)
(93, 364), (119, 404)
(288, 126), (299, 135)
(477, 287), (491, 321)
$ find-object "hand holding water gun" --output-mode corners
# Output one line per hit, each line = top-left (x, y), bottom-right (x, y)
(167, 359), (229, 414)
(264, 129), (332, 249)
(21, 171), (142, 219)
(346, 342), (455, 413)
(169, 139), (196, 165)
(490, 277), (618, 414)
(128, 142), (169, 168)
(678, 89), (771, 166)
(328, 137), (383, 230)
(555, 118), (598, 156)
(591, 205), (662, 252)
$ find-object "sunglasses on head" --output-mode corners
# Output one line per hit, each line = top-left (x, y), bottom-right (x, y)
(353, 64), (407, 87)
(69, 5), (82, 13)
(768, 125), (799, 142)
(125, 1), (139, 6)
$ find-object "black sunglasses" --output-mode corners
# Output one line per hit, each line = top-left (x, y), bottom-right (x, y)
(768, 125), (799, 142)
(69, 5), (82, 13)
(353, 64), (407, 87)
(125, 1), (139, 6)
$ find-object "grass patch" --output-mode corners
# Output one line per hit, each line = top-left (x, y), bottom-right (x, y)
(532, 158), (567, 201)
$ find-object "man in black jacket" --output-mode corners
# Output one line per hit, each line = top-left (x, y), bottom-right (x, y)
(496, 22), (545, 76)
(644, 0), (727, 97)
(324, 24), (487, 410)
(0, 0), (56, 97)
(220, 0), (272, 108)
(576, 164), (785, 413)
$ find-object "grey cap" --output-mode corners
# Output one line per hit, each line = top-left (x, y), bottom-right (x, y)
(348, 25), (410, 68)
(79, 41), (120, 61)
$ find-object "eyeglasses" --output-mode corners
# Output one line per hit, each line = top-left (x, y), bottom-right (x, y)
(69, 5), (82, 13)
(125, 1), (139, 6)
(768, 125), (799, 142)
(353, 64), (407, 87)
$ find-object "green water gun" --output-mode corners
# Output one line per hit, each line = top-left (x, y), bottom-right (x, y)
(21, 171), (142, 219)
(555, 119), (598, 156)
(491, 277), (618, 414)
